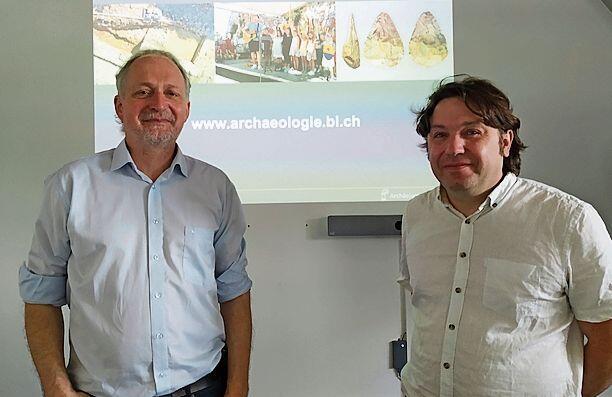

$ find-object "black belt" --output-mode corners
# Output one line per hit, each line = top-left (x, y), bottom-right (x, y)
(159, 351), (227, 397)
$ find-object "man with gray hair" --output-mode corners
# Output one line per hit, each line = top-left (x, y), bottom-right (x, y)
(19, 50), (252, 397)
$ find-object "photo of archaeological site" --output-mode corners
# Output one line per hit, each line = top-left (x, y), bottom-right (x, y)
(92, 1), (451, 84)
(214, 2), (337, 83)
(93, 3), (215, 85)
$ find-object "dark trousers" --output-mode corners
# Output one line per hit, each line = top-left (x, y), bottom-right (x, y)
(157, 371), (226, 397)
(190, 380), (226, 397)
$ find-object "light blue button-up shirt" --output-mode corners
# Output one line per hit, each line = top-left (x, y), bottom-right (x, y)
(19, 140), (252, 397)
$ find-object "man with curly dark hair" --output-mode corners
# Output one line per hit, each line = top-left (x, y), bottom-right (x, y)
(398, 76), (611, 397)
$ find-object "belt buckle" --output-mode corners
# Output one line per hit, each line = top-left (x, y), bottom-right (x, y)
(170, 387), (190, 397)
(170, 374), (213, 397)
(168, 351), (226, 397)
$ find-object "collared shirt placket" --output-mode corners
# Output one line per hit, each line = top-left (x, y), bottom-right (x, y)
(439, 210), (478, 397)
(148, 182), (171, 393)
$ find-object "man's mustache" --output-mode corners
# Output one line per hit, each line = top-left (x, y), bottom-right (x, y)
(139, 110), (175, 123)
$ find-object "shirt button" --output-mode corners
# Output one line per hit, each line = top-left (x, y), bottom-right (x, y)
(455, 287), (462, 293)
(153, 218), (159, 224)
(443, 362), (451, 369)
(153, 254), (159, 261)
(152, 185), (157, 190)
(159, 372), (165, 378)
(492, 203), (497, 207)
(448, 324), (456, 330)
(154, 292), (162, 299)
(156, 333), (164, 339)
(464, 219), (471, 224)
(459, 252), (467, 258)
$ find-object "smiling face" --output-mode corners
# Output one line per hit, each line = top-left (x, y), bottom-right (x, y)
(114, 55), (190, 149)
(427, 97), (513, 199)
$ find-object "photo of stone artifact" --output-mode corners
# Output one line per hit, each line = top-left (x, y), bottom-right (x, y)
(342, 13), (360, 69)
(363, 12), (404, 67)
(93, 3), (215, 84)
(408, 11), (448, 67)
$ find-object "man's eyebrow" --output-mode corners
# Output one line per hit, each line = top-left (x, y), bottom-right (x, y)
(430, 120), (483, 129)
(461, 120), (483, 127)
(131, 82), (153, 89)
(130, 83), (182, 91)
(164, 84), (183, 91)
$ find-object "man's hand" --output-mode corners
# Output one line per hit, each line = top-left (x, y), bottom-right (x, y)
(224, 381), (249, 397)
(224, 390), (248, 397)
(220, 292), (252, 397)
(578, 319), (612, 397)
(24, 304), (85, 397)
(46, 390), (90, 397)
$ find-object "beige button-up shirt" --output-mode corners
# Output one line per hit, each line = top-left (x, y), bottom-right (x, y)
(399, 173), (611, 397)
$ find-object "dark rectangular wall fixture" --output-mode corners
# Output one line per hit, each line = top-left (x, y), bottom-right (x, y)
(327, 215), (402, 236)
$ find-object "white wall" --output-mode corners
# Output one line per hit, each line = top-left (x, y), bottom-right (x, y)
(1, 1), (610, 396)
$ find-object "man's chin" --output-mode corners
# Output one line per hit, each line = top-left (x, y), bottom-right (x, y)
(440, 178), (476, 194)
(142, 131), (178, 146)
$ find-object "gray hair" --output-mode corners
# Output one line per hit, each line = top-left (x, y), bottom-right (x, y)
(115, 49), (191, 98)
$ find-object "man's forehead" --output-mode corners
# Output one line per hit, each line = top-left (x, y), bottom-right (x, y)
(431, 100), (483, 126)
(124, 55), (185, 84)
(431, 119), (483, 129)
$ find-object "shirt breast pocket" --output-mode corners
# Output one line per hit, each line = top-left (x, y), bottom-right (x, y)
(482, 258), (540, 316)
(182, 226), (216, 286)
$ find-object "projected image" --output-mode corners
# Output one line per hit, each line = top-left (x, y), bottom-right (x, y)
(408, 11), (449, 67)
(93, 3), (215, 85)
(363, 12), (405, 67)
(214, 2), (337, 83)
(93, 0), (453, 204)
(335, 1), (452, 81)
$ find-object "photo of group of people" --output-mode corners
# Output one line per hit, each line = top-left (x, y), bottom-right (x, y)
(214, 2), (337, 82)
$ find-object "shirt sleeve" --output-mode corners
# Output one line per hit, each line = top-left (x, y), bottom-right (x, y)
(567, 203), (612, 322)
(18, 172), (70, 306)
(214, 178), (252, 303)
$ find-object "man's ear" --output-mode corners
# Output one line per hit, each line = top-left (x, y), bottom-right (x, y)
(186, 100), (191, 119)
(500, 130), (514, 157)
(114, 95), (123, 121)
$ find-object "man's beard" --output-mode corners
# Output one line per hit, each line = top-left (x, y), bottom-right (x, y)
(123, 110), (179, 147)
(141, 125), (178, 146)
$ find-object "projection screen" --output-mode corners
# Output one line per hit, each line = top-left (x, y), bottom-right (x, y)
(93, 0), (453, 203)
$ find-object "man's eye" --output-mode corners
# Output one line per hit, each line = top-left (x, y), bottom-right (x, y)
(431, 131), (446, 139)
(167, 92), (180, 98)
(134, 90), (150, 97)
(465, 129), (481, 136)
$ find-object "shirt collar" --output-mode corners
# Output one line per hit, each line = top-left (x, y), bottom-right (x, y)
(110, 139), (134, 172)
(169, 145), (190, 177)
(435, 172), (518, 211)
(110, 139), (190, 178)
(487, 172), (517, 207)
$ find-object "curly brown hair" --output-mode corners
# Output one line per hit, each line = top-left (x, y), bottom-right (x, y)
(415, 75), (527, 175)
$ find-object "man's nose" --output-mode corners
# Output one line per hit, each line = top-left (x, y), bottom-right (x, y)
(148, 90), (167, 110)
(445, 134), (465, 155)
